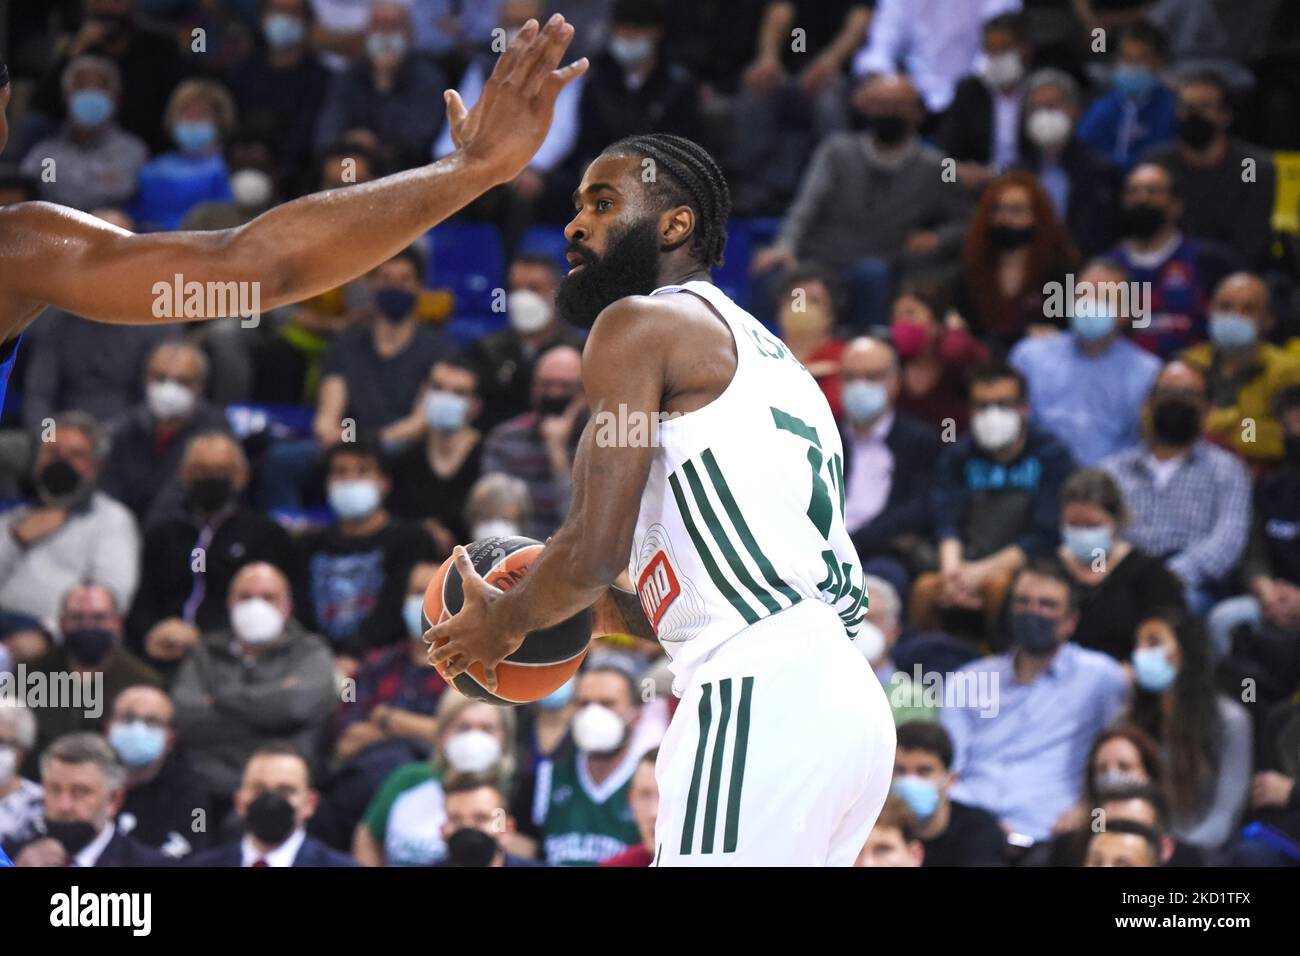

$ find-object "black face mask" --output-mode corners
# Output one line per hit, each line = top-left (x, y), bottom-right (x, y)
(245, 792), (296, 846)
(537, 394), (573, 418)
(1010, 612), (1059, 655)
(1175, 112), (1217, 150)
(1151, 396), (1202, 446)
(1122, 203), (1167, 240)
(36, 459), (83, 502)
(45, 819), (100, 855)
(185, 475), (235, 514)
(63, 628), (115, 666)
(871, 115), (910, 146)
(445, 827), (499, 867)
(555, 217), (663, 329)
(988, 224), (1035, 250)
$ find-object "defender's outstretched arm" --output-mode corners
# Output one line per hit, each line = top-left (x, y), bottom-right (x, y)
(0, 16), (586, 327)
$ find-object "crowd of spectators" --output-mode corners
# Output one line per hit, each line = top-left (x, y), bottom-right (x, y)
(2, 0), (1300, 867)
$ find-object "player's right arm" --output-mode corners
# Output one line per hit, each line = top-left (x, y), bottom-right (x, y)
(0, 16), (587, 328)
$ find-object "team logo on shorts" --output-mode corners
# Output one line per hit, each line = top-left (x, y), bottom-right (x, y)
(637, 550), (681, 632)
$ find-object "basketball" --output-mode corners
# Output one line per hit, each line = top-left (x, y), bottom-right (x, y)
(423, 535), (592, 705)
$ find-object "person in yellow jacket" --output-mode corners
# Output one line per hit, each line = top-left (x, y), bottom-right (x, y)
(1180, 272), (1300, 465)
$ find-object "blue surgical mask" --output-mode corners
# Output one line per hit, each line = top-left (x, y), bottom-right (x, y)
(173, 119), (217, 153)
(403, 594), (426, 639)
(1208, 311), (1257, 350)
(373, 286), (417, 322)
(1113, 65), (1156, 98)
(538, 677), (575, 711)
(328, 479), (382, 520)
(109, 721), (167, 768)
(366, 31), (408, 60)
(1071, 304), (1116, 342)
(1062, 524), (1113, 563)
(69, 88), (114, 127)
(842, 380), (889, 423)
(609, 35), (654, 66)
(894, 775), (941, 820)
(1132, 645), (1178, 692)
(264, 13), (306, 49)
(424, 390), (470, 432)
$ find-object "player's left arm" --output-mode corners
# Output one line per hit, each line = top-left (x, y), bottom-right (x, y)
(426, 297), (665, 685)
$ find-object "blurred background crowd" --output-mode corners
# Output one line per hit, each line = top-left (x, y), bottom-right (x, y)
(2, 0), (1300, 868)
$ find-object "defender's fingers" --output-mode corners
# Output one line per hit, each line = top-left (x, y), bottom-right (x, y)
(542, 57), (590, 97)
(522, 18), (575, 97)
(492, 17), (538, 84)
(444, 90), (468, 146)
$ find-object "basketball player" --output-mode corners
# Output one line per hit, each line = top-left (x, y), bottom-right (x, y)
(426, 134), (897, 866)
(0, 16), (588, 410)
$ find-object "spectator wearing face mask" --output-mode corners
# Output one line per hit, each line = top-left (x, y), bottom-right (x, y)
(774, 265), (848, 418)
(386, 358), (486, 553)
(171, 562), (336, 810)
(99, 342), (230, 524)
(1140, 70), (1276, 269)
(1179, 273), (1300, 466)
(107, 685), (212, 860)
(465, 254), (584, 432)
(939, 559), (1129, 846)
(1055, 468), (1183, 662)
(19, 55), (148, 211)
(937, 13), (1033, 193)
(225, 0), (331, 190)
(572, 0), (703, 172)
(600, 748), (659, 867)
(0, 703), (44, 850)
(181, 133), (280, 231)
(854, 794), (924, 867)
(1209, 387), (1300, 700)
(912, 361), (1076, 643)
(1014, 68), (1122, 258)
(1077, 20), (1177, 171)
(354, 694), (517, 867)
(887, 281), (989, 435)
(752, 73), (970, 332)
(1125, 609), (1252, 850)
(1101, 361), (1250, 614)
(839, 338), (941, 594)
(437, 772), (545, 868)
(186, 744), (356, 866)
(0, 412), (140, 629)
(297, 439), (439, 664)
(532, 658), (646, 866)
(312, 0), (447, 170)
(957, 171), (1080, 348)
(1011, 259), (1160, 466)
(481, 345), (586, 541)
(130, 79), (238, 231)
(1083, 819), (1161, 867)
(126, 432), (298, 679)
(1105, 161), (1239, 358)
(26, 584), (161, 762)
(891, 721), (1005, 866)
(7, 732), (166, 867)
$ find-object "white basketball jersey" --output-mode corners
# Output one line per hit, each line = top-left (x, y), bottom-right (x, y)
(628, 280), (868, 694)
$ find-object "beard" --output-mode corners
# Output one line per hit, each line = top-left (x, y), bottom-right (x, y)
(555, 217), (663, 329)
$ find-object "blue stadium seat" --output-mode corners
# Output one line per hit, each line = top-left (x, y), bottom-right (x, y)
(517, 224), (570, 271)
(424, 221), (507, 317)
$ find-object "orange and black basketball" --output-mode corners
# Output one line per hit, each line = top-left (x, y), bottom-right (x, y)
(423, 535), (592, 705)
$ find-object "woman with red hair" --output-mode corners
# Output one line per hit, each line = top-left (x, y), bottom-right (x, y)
(958, 171), (1080, 349)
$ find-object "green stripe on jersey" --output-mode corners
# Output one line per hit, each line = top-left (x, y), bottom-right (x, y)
(700, 678), (733, 854)
(724, 677), (754, 853)
(668, 471), (761, 625)
(680, 683), (713, 855)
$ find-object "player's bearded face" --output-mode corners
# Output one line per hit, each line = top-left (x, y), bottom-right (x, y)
(556, 216), (662, 329)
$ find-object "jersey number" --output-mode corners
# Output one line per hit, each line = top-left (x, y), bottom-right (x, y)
(770, 406), (843, 538)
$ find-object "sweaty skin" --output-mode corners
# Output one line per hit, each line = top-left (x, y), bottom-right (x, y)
(0, 16), (587, 342)
(426, 153), (738, 690)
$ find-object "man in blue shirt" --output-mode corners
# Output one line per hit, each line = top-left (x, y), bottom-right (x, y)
(940, 558), (1130, 844)
(1078, 21), (1176, 170)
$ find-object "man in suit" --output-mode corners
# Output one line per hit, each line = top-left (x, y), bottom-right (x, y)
(838, 337), (942, 602)
(7, 732), (167, 866)
(186, 743), (356, 867)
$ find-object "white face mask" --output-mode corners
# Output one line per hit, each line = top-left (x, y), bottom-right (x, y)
(230, 597), (286, 645)
(971, 405), (1022, 452)
(572, 703), (627, 754)
(230, 168), (273, 208)
(402, 594), (426, 640)
(1026, 108), (1072, 150)
(508, 289), (554, 335)
(328, 479), (382, 521)
(443, 729), (503, 774)
(853, 621), (887, 663)
(0, 744), (17, 784)
(471, 519), (521, 541)
(609, 35), (654, 67)
(424, 390), (470, 432)
(982, 51), (1024, 89)
(147, 379), (196, 420)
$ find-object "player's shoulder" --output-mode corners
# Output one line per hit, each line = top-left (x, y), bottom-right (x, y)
(585, 293), (692, 351)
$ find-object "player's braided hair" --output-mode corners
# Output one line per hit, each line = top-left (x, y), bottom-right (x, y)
(602, 133), (731, 269)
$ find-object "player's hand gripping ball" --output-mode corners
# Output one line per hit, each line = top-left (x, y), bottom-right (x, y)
(423, 535), (592, 704)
